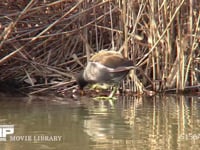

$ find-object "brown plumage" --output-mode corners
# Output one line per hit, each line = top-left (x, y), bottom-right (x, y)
(76, 50), (133, 90)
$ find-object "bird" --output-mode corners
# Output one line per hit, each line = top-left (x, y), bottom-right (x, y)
(75, 50), (134, 99)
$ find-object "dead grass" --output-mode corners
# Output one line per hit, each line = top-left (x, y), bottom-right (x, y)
(0, 0), (199, 94)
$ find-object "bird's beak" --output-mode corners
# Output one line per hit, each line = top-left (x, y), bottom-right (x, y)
(78, 86), (85, 95)
(80, 89), (85, 95)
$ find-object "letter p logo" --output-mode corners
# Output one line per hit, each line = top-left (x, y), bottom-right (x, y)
(0, 125), (14, 141)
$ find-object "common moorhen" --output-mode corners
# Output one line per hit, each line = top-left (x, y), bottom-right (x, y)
(76, 50), (134, 98)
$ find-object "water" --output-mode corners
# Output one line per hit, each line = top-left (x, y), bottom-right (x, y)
(0, 93), (200, 150)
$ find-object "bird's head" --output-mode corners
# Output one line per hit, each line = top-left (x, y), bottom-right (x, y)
(75, 71), (88, 90)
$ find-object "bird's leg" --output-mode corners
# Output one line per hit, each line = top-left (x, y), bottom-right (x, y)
(93, 84), (118, 101)
(92, 85), (119, 107)
(108, 86), (117, 98)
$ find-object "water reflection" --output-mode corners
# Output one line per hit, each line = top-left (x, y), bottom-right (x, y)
(0, 94), (200, 150)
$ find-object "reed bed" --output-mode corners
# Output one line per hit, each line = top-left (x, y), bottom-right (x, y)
(0, 0), (199, 94)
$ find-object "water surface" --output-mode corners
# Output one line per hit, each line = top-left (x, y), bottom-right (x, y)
(0, 93), (200, 150)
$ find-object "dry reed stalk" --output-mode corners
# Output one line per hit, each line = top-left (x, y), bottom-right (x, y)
(184, 14), (200, 87)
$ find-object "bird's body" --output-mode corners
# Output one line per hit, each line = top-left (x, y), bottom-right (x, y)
(76, 50), (133, 91)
